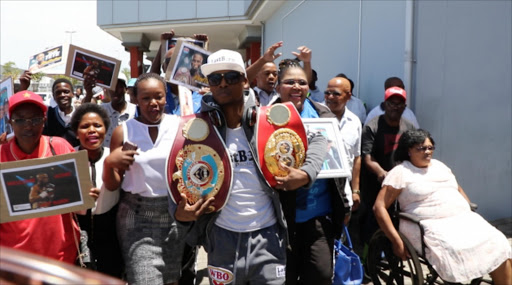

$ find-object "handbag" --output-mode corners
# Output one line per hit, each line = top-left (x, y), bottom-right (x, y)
(333, 225), (363, 285)
(71, 213), (97, 269)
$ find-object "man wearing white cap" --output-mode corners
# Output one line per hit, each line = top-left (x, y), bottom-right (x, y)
(173, 49), (326, 285)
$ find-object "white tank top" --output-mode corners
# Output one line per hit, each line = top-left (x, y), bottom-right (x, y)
(121, 114), (179, 197)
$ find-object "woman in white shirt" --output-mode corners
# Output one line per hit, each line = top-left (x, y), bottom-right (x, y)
(103, 73), (185, 285)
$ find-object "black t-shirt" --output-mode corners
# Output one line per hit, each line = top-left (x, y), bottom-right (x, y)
(360, 115), (416, 203)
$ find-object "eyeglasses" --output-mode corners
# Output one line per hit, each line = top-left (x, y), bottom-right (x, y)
(386, 100), (406, 108)
(10, 117), (44, 127)
(207, 71), (244, 87)
(281, 79), (308, 86)
(416, 145), (435, 152)
(324, 90), (343, 97)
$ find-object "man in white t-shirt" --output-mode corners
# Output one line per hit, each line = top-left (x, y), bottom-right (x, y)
(324, 76), (362, 214)
(336, 73), (367, 124)
(174, 49), (327, 285)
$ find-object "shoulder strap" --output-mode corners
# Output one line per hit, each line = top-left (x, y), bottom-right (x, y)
(49, 136), (57, 156)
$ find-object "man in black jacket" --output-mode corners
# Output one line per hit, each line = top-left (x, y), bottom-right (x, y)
(43, 78), (79, 146)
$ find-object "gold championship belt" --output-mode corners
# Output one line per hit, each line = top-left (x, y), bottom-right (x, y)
(166, 112), (233, 213)
(255, 102), (308, 187)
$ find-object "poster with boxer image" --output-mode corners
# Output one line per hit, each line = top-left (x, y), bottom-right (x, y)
(65, 44), (121, 90)
(161, 37), (206, 63)
(0, 150), (94, 223)
(302, 118), (351, 178)
(0, 77), (14, 135)
(164, 40), (210, 91)
(28, 45), (65, 73)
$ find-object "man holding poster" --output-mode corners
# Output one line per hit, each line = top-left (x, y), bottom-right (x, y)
(0, 91), (96, 264)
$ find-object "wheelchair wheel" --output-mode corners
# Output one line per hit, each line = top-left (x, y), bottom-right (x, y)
(367, 230), (423, 285)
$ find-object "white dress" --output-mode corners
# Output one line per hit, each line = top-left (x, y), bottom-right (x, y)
(383, 159), (511, 282)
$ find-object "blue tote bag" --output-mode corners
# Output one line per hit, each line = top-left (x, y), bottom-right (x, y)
(332, 225), (363, 285)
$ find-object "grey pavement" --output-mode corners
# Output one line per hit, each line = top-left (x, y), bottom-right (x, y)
(193, 218), (512, 285)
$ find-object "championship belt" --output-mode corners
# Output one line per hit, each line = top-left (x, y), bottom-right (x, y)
(166, 112), (233, 213)
(255, 102), (308, 187)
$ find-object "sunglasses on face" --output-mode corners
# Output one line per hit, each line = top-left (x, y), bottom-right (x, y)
(416, 145), (435, 152)
(281, 79), (308, 86)
(207, 71), (244, 87)
(10, 117), (44, 127)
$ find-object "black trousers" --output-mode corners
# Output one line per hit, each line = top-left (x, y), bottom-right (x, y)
(286, 215), (335, 285)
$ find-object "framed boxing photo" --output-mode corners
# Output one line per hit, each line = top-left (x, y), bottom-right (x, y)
(0, 150), (94, 223)
(164, 39), (211, 91)
(65, 44), (121, 90)
(302, 118), (351, 179)
(163, 37), (206, 55)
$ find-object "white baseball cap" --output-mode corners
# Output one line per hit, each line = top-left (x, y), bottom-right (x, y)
(201, 49), (246, 77)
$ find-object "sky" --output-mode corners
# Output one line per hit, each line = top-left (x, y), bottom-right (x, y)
(0, 0), (131, 76)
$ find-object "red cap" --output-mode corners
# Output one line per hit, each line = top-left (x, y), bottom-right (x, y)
(9, 91), (48, 118)
(384, 87), (407, 102)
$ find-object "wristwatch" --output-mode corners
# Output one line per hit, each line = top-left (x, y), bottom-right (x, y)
(352, 189), (361, 195)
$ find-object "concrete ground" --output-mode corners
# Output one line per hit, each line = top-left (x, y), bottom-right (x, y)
(193, 218), (512, 285)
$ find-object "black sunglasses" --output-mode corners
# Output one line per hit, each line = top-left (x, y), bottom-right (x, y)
(207, 71), (244, 87)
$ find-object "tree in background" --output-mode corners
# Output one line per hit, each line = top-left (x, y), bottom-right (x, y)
(1, 61), (21, 80)
(31, 72), (46, 82)
(121, 67), (131, 81)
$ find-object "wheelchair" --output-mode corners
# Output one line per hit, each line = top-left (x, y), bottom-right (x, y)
(366, 203), (493, 285)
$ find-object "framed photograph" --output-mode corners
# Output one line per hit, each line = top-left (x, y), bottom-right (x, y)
(165, 40), (211, 91)
(65, 44), (121, 90)
(0, 76), (14, 135)
(28, 45), (66, 73)
(0, 150), (94, 223)
(163, 37), (206, 54)
(303, 118), (351, 179)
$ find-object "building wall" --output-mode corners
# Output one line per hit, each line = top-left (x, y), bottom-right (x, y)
(413, 0), (512, 220)
(262, 0), (406, 110)
(97, 0), (251, 26)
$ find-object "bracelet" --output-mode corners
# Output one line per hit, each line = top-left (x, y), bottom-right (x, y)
(352, 190), (361, 195)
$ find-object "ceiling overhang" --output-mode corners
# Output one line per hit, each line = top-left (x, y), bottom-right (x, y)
(98, 1), (284, 57)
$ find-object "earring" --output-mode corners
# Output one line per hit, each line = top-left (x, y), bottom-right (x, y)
(408, 152), (411, 156)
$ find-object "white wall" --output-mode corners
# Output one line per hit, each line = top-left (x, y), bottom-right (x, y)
(262, 0), (406, 110)
(413, 0), (512, 220)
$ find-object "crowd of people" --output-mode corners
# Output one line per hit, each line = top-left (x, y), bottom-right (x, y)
(0, 30), (511, 285)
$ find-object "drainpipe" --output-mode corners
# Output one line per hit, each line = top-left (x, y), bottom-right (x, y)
(281, 0), (306, 42)
(261, 21), (265, 56)
(356, 0), (363, 99)
(404, 0), (415, 109)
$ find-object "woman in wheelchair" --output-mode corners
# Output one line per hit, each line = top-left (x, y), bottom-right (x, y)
(373, 129), (511, 284)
